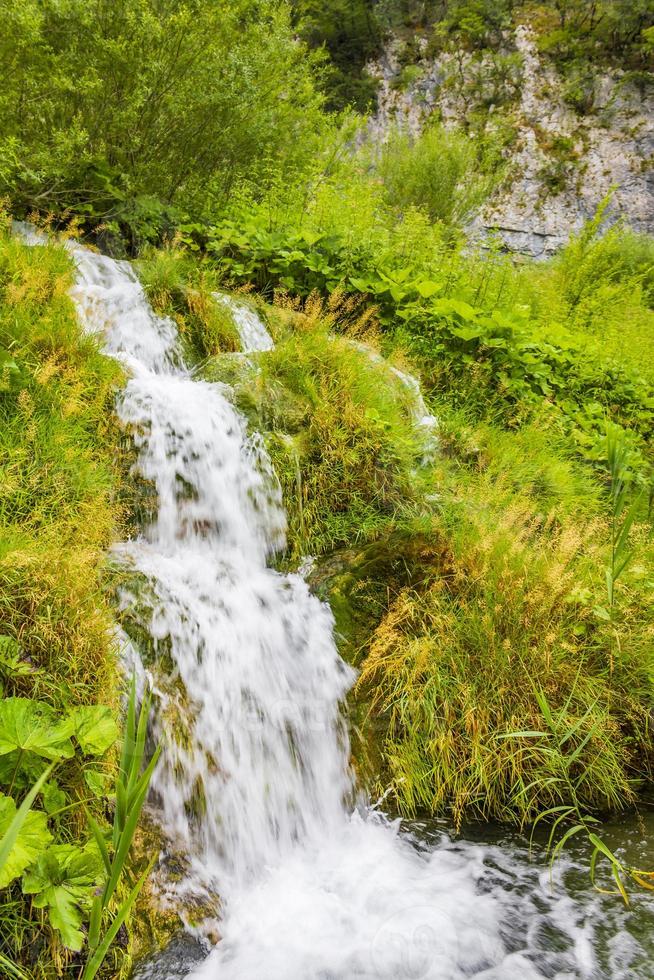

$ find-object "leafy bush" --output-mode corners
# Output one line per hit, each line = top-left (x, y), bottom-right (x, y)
(378, 124), (494, 226)
(536, 0), (654, 73)
(193, 211), (654, 482)
(557, 209), (654, 313)
(427, 0), (514, 51)
(291, 0), (384, 111)
(0, 0), (328, 233)
(0, 685), (158, 978)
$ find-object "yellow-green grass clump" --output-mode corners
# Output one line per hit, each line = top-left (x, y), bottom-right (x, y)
(0, 225), (123, 705)
(223, 297), (428, 562)
(0, 223), (143, 976)
(137, 245), (240, 359)
(358, 417), (654, 827)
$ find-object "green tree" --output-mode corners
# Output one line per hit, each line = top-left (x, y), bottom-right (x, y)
(0, 0), (328, 233)
(292, 0), (384, 111)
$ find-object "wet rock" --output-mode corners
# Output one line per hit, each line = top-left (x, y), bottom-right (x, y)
(133, 933), (207, 980)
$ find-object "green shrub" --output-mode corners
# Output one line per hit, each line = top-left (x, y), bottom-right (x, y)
(0, 0), (328, 233)
(291, 0), (384, 111)
(378, 123), (494, 226)
(191, 206), (654, 485)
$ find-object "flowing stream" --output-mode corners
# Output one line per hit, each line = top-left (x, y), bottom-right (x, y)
(20, 229), (654, 979)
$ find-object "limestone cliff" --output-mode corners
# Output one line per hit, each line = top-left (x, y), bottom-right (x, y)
(366, 25), (654, 256)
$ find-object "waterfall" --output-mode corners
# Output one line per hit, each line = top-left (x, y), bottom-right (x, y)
(19, 229), (651, 979)
(212, 291), (274, 352)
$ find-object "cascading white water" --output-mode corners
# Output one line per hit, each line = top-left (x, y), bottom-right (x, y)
(212, 291), (274, 352)
(19, 228), (654, 980)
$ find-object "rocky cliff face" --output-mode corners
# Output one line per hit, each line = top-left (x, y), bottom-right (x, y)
(366, 25), (654, 257)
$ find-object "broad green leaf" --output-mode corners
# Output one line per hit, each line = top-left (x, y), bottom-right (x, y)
(42, 780), (66, 816)
(449, 324), (484, 341)
(84, 768), (110, 797)
(0, 750), (48, 788)
(0, 792), (52, 888)
(72, 706), (119, 757)
(432, 297), (478, 321)
(0, 637), (35, 677)
(22, 843), (103, 951)
(0, 699), (75, 761)
(415, 279), (441, 298)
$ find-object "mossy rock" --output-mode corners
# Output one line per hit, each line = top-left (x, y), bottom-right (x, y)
(306, 524), (448, 795)
(308, 522), (447, 667)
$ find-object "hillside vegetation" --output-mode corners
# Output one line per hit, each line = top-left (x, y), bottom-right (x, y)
(1, 0), (653, 975)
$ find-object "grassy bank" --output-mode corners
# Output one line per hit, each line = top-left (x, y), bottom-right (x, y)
(139, 243), (654, 853)
(0, 223), (155, 978)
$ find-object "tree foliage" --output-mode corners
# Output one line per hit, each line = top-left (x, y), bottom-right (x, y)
(291, 0), (384, 110)
(0, 0), (327, 237)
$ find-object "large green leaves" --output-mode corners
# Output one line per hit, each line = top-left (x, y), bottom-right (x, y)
(0, 699), (117, 769)
(71, 706), (119, 757)
(0, 792), (52, 888)
(0, 698), (74, 762)
(22, 843), (103, 951)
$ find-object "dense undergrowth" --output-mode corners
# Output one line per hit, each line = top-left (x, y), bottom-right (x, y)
(0, 225), (160, 978)
(183, 197), (654, 485)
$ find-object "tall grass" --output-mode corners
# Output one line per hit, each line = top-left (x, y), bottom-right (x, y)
(0, 223), (123, 707)
(84, 679), (161, 980)
(357, 414), (654, 825)
(511, 686), (654, 902)
(0, 222), (156, 976)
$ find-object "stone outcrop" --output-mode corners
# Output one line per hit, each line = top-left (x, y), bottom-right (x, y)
(366, 26), (654, 257)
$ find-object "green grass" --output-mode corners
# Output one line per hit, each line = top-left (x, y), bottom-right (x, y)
(358, 411), (654, 826)
(0, 226), (122, 706)
(0, 222), (159, 978)
(205, 295), (426, 562)
(136, 246), (240, 360)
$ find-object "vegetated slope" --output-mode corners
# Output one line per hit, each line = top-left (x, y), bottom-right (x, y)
(296, 0), (654, 254)
(137, 244), (654, 842)
(1, 2), (654, 969)
(0, 224), (160, 978)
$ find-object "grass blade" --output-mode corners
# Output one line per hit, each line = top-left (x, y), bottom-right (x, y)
(82, 858), (156, 980)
